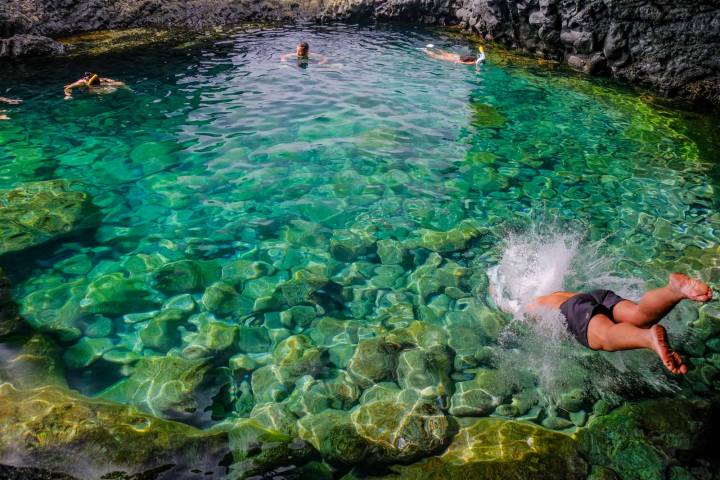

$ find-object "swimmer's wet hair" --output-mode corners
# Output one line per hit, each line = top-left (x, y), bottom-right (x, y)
(299, 41), (309, 49)
(459, 54), (478, 62)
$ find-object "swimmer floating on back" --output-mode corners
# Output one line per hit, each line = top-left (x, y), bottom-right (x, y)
(530, 273), (714, 375)
(422, 45), (485, 66)
(63, 72), (127, 100)
(280, 41), (328, 65)
(0, 96), (22, 121)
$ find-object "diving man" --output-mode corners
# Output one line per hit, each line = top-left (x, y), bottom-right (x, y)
(531, 273), (713, 375)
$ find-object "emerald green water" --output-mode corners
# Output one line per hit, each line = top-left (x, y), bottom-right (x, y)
(1, 23), (719, 477)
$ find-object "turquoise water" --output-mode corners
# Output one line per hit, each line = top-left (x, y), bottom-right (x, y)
(1, 23), (720, 477)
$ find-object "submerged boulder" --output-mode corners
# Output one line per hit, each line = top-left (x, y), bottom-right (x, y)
(97, 355), (213, 420)
(297, 409), (370, 466)
(0, 385), (228, 479)
(347, 337), (402, 388)
(0, 267), (24, 337)
(0, 334), (67, 389)
(577, 398), (719, 480)
(227, 418), (316, 479)
(0, 180), (99, 256)
(351, 389), (449, 464)
(373, 417), (587, 479)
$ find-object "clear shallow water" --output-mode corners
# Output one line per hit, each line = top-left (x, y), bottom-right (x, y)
(1, 22), (720, 475)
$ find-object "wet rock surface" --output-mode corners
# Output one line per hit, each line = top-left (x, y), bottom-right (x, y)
(454, 0), (720, 107)
(0, 34), (66, 58)
(1, 1), (719, 106)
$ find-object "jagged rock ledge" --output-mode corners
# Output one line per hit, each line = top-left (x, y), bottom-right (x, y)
(1, 0), (719, 108)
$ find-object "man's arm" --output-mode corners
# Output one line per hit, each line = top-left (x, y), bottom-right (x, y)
(100, 78), (126, 88)
(0, 97), (22, 105)
(422, 48), (455, 62)
(280, 52), (295, 62)
(63, 80), (86, 98)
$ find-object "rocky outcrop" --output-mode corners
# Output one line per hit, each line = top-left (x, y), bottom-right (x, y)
(0, 34), (65, 57)
(0, 385), (230, 479)
(454, 0), (720, 107)
(1, 0), (718, 106)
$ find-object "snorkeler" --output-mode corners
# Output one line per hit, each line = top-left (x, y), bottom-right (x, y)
(530, 273), (713, 375)
(280, 41), (328, 64)
(422, 45), (485, 66)
(0, 97), (22, 121)
(63, 72), (126, 99)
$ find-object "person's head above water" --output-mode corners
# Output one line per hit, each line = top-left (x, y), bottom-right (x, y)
(296, 42), (309, 58)
(82, 72), (101, 86)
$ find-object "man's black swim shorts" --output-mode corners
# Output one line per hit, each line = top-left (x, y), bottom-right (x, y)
(559, 289), (626, 348)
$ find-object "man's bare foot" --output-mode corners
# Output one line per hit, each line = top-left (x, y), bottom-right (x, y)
(649, 324), (687, 374)
(669, 273), (713, 302)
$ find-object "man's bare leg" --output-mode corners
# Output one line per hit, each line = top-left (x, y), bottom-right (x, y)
(613, 273), (712, 328)
(587, 314), (687, 374)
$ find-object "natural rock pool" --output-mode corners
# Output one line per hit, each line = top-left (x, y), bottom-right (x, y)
(1, 24), (719, 479)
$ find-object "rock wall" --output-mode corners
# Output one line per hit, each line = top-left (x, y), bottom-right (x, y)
(454, 0), (720, 107)
(0, 1), (718, 103)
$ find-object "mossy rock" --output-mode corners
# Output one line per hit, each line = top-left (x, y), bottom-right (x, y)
(153, 259), (221, 294)
(228, 418), (316, 478)
(576, 398), (718, 480)
(63, 336), (114, 369)
(297, 409), (371, 466)
(351, 389), (449, 463)
(471, 103), (507, 128)
(80, 272), (158, 315)
(0, 334), (67, 389)
(0, 385), (229, 479)
(271, 334), (324, 381)
(0, 179), (100, 256)
(396, 345), (454, 403)
(347, 337), (402, 388)
(250, 402), (299, 436)
(97, 355), (212, 420)
(182, 314), (239, 358)
(449, 368), (517, 417)
(372, 417), (587, 479)
(139, 308), (187, 352)
(202, 281), (252, 317)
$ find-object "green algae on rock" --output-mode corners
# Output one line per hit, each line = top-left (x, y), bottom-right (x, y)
(0, 180), (99, 256)
(97, 355), (214, 420)
(374, 417), (587, 479)
(0, 384), (229, 479)
(0, 334), (67, 389)
(577, 398), (719, 480)
(226, 418), (316, 479)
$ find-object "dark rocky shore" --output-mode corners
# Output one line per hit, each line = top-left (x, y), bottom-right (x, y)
(1, 0), (719, 108)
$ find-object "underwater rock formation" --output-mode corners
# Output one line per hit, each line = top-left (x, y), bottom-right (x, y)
(369, 417), (588, 479)
(577, 397), (720, 480)
(0, 385), (229, 479)
(0, 267), (24, 338)
(0, 180), (99, 257)
(1, 1), (718, 106)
